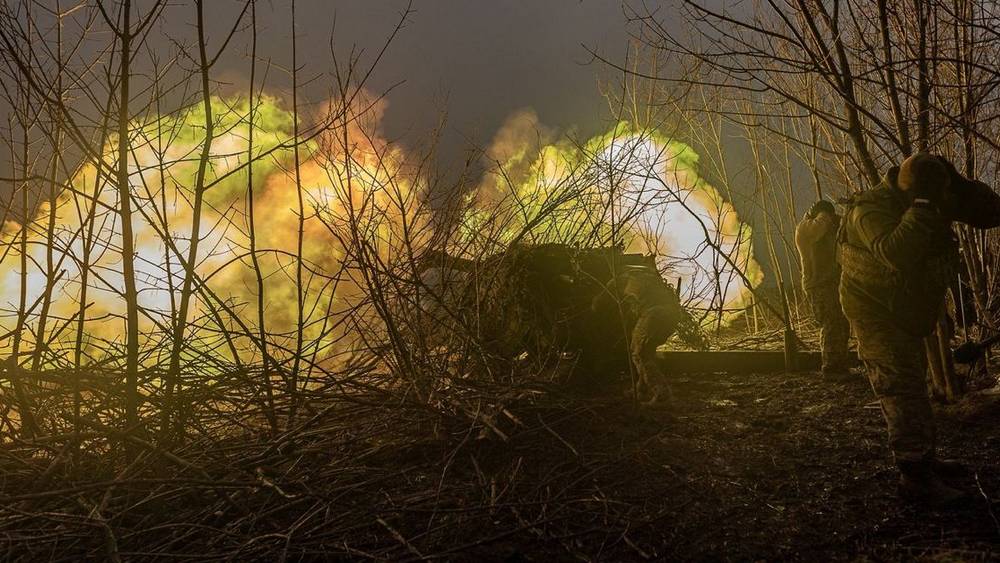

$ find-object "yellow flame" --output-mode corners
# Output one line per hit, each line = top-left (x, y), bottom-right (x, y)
(0, 95), (429, 365)
(473, 120), (763, 321)
(0, 100), (761, 368)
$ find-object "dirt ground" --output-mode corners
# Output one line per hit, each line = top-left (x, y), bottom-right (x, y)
(406, 368), (1000, 562)
(7, 365), (1000, 561)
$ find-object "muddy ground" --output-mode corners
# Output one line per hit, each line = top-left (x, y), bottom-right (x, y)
(396, 368), (1000, 562)
(7, 365), (1000, 561)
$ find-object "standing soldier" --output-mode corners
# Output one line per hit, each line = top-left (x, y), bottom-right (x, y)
(795, 200), (852, 381)
(838, 153), (1000, 506)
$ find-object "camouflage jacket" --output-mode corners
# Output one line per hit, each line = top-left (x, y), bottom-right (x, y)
(795, 211), (841, 292)
(838, 169), (957, 337)
(621, 268), (680, 316)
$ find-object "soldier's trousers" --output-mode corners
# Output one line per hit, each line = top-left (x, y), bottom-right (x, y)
(807, 283), (851, 374)
(851, 320), (936, 463)
(630, 306), (677, 389)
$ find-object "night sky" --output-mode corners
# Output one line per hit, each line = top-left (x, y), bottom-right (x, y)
(199, 0), (630, 167)
(4, 1), (789, 282)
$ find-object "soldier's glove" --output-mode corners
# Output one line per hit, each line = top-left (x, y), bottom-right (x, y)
(934, 156), (975, 220)
(936, 156), (966, 186)
(909, 181), (943, 210)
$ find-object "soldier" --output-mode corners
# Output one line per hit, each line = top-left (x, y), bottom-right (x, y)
(794, 200), (852, 381)
(838, 153), (1000, 506)
(593, 264), (682, 405)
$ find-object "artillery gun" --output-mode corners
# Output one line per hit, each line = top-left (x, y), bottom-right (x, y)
(416, 244), (699, 395)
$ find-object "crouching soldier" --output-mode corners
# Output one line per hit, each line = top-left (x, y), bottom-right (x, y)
(795, 200), (852, 381)
(594, 264), (683, 406)
(838, 153), (1000, 506)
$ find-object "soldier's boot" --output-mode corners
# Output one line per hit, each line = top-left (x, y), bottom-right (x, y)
(897, 460), (970, 507)
(641, 383), (674, 408)
(624, 383), (650, 402)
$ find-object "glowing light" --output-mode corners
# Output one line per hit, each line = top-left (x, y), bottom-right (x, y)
(0, 102), (760, 367)
(474, 121), (763, 322)
(0, 95), (429, 365)
(607, 133), (762, 316)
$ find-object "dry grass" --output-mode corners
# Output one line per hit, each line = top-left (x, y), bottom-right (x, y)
(4, 360), (1000, 561)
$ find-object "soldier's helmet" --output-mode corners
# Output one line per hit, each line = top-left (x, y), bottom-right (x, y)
(898, 153), (951, 193)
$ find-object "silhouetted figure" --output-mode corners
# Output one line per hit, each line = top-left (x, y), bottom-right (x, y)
(593, 265), (682, 406)
(795, 200), (852, 381)
(838, 153), (1000, 507)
